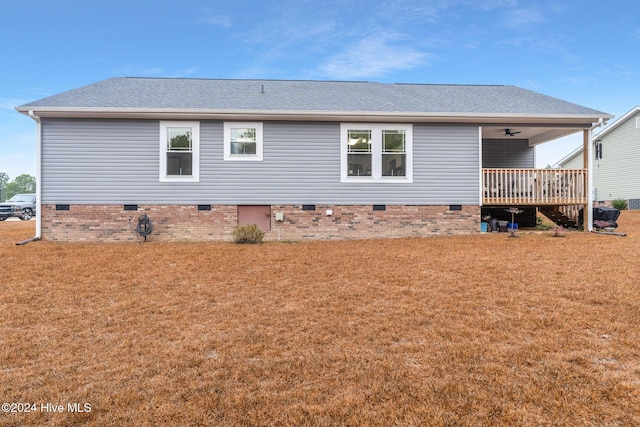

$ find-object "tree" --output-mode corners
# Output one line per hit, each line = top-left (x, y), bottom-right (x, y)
(0, 172), (9, 202)
(5, 174), (36, 200)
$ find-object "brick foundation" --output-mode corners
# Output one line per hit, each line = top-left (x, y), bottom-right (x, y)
(41, 204), (480, 242)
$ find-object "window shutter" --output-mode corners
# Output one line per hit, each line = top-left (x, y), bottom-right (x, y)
(595, 142), (603, 160)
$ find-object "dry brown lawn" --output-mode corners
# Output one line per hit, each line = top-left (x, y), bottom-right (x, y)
(1, 214), (639, 426)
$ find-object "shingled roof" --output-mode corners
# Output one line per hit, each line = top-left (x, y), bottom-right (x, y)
(17, 77), (610, 123)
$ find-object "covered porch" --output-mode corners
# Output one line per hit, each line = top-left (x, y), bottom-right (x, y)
(480, 124), (603, 231)
(482, 168), (586, 228)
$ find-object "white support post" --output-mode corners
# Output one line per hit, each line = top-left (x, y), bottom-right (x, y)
(585, 129), (593, 232)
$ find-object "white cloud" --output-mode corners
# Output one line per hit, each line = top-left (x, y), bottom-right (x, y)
(475, 0), (518, 9)
(195, 6), (233, 28)
(279, 20), (337, 44)
(599, 65), (635, 80)
(201, 14), (232, 28)
(378, 0), (519, 22)
(377, 0), (441, 24)
(319, 33), (431, 80)
(503, 8), (545, 29)
(240, 15), (339, 63)
(0, 99), (29, 110)
(560, 76), (595, 85)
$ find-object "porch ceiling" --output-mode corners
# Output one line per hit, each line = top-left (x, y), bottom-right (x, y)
(482, 125), (585, 146)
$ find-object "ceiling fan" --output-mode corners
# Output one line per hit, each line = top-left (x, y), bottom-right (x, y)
(504, 128), (521, 136)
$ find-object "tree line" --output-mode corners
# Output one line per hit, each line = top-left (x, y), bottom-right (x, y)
(0, 173), (36, 202)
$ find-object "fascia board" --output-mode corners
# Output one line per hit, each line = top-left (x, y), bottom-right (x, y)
(16, 106), (613, 125)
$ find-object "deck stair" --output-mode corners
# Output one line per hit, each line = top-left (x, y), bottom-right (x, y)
(539, 206), (579, 229)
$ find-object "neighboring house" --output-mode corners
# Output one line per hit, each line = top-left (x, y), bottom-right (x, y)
(16, 78), (611, 242)
(556, 106), (640, 208)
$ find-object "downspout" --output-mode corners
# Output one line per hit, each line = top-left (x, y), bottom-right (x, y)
(27, 110), (42, 241)
(478, 126), (483, 208)
(586, 118), (605, 232)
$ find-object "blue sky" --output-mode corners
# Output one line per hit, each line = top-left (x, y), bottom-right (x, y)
(1, 0), (638, 179)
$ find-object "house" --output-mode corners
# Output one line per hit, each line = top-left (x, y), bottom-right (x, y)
(556, 106), (640, 208)
(16, 78), (612, 242)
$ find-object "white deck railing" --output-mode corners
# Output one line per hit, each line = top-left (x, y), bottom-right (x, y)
(483, 168), (587, 205)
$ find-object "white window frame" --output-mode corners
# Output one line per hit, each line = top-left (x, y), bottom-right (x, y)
(224, 122), (264, 161)
(340, 123), (413, 183)
(159, 121), (200, 182)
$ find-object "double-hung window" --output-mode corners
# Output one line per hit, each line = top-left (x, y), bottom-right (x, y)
(160, 121), (200, 182)
(382, 130), (407, 177)
(224, 122), (263, 161)
(346, 129), (372, 176)
(341, 124), (412, 182)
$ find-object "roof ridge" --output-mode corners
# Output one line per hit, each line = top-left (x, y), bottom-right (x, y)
(120, 77), (509, 87)
(393, 82), (506, 87)
(121, 76), (373, 84)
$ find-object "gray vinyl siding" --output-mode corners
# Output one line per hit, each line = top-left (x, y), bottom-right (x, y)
(593, 111), (640, 201)
(413, 125), (479, 204)
(41, 119), (159, 203)
(40, 118), (480, 205)
(482, 139), (534, 168)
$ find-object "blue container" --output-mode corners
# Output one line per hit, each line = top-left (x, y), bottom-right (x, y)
(480, 222), (488, 232)
(507, 222), (518, 230)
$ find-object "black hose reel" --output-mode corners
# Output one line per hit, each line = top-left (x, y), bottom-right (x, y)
(134, 213), (154, 242)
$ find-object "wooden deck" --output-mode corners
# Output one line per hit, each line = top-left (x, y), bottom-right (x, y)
(483, 168), (587, 206)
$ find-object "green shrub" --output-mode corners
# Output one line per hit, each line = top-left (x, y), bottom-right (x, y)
(233, 224), (264, 244)
(611, 198), (628, 210)
(536, 216), (553, 230)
